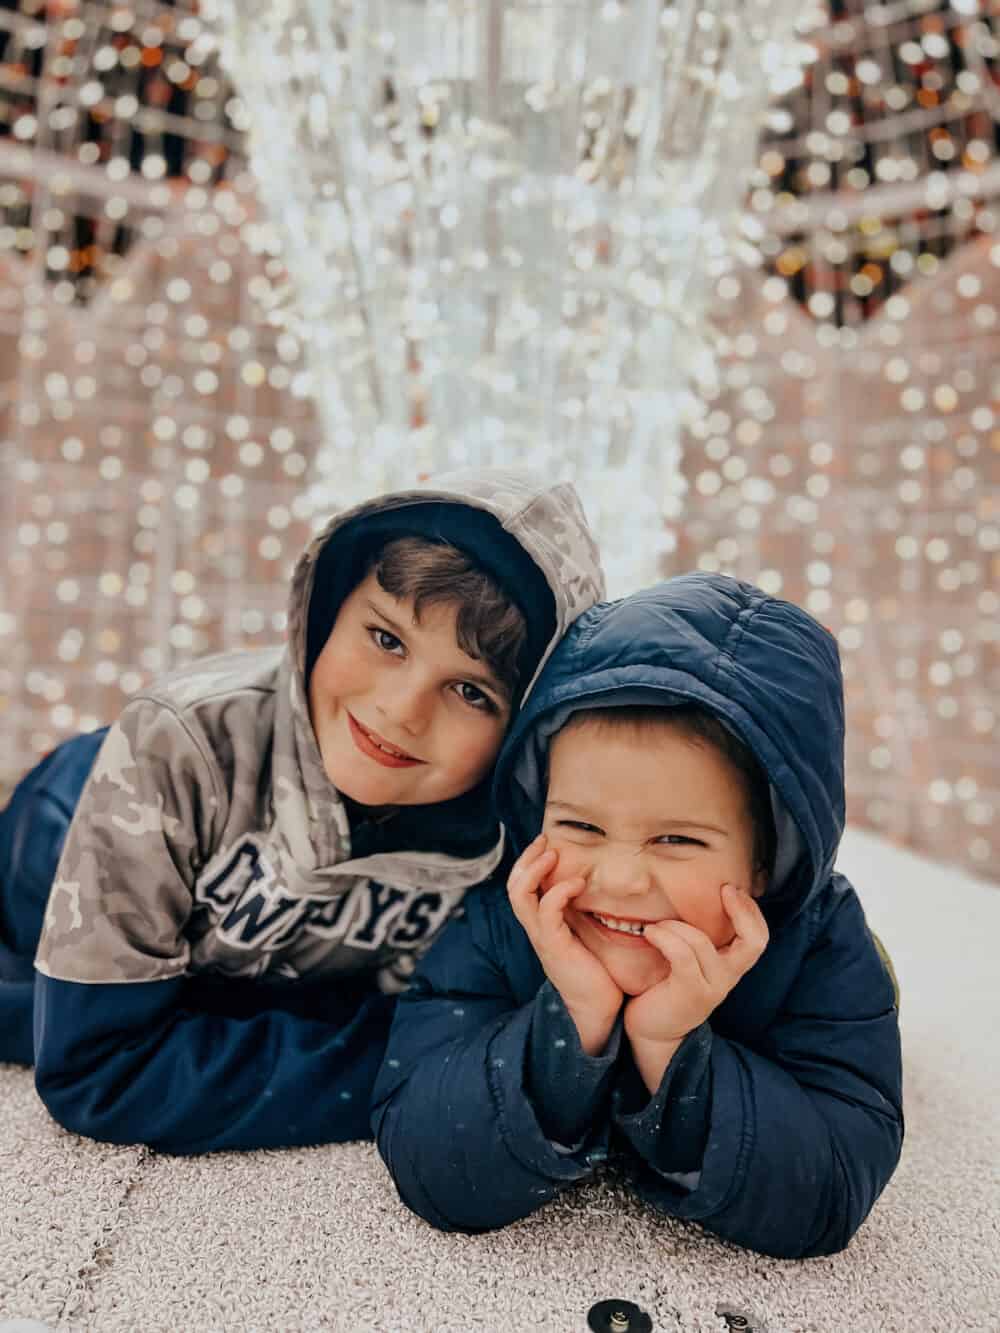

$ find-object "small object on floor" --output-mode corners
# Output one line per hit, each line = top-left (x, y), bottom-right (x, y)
(716, 1304), (768, 1331)
(586, 1297), (653, 1333)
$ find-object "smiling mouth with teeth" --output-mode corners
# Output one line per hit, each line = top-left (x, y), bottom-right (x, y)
(371, 735), (410, 758)
(590, 912), (650, 937)
(347, 712), (424, 767)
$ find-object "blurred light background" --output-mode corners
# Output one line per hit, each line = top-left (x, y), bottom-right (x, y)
(0, 0), (996, 881)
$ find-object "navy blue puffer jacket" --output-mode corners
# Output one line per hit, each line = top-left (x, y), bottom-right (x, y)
(372, 573), (903, 1258)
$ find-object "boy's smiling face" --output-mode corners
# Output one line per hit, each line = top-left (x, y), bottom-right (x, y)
(309, 572), (512, 807)
(540, 716), (765, 996)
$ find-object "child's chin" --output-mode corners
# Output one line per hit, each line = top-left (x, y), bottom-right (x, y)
(617, 963), (671, 997)
(619, 980), (648, 998)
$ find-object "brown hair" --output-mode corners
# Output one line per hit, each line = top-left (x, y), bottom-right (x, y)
(370, 537), (528, 701)
(563, 704), (777, 879)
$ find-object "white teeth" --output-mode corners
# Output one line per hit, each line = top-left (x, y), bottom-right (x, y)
(592, 912), (646, 936)
(367, 731), (411, 759)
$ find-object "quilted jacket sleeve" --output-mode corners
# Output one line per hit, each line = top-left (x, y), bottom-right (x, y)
(372, 883), (621, 1231)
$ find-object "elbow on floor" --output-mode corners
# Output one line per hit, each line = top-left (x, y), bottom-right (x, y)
(34, 1064), (134, 1147)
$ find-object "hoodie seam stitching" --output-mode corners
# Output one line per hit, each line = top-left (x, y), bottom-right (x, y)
(805, 896), (824, 950)
(691, 1039), (756, 1225)
(501, 496), (562, 597)
(504, 491), (562, 532)
(710, 589), (764, 691)
(569, 611), (608, 657)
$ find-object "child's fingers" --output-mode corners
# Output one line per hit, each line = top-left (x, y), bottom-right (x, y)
(507, 843), (558, 928)
(718, 884), (769, 971)
(510, 872), (585, 963)
(536, 875), (586, 930)
(509, 834), (550, 880)
(508, 845), (556, 896)
(648, 919), (718, 983)
(722, 883), (769, 943)
(643, 920), (712, 985)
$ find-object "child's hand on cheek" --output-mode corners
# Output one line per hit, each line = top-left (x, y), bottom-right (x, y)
(507, 835), (623, 1055)
(623, 884), (769, 1092)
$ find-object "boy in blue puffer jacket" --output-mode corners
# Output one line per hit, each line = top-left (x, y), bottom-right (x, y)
(372, 573), (903, 1258)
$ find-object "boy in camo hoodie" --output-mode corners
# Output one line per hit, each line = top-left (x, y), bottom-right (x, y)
(0, 468), (604, 1153)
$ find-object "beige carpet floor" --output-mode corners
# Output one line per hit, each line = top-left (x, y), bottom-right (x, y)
(1, 827), (997, 1333)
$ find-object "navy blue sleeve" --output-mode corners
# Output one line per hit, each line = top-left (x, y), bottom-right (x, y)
(0, 730), (107, 959)
(526, 980), (621, 1148)
(33, 970), (396, 1153)
(612, 1024), (712, 1185)
(372, 886), (618, 1232)
(0, 731), (107, 1066)
(0, 944), (34, 1065)
(609, 882), (903, 1258)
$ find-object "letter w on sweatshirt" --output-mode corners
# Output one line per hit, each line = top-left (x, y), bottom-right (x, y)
(193, 835), (449, 964)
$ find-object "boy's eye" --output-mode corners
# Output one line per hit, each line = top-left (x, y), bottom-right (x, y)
(653, 834), (705, 848)
(453, 681), (498, 714)
(557, 820), (603, 836)
(369, 626), (405, 656)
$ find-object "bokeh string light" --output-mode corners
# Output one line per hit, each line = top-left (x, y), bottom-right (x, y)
(209, 0), (812, 592)
(0, 0), (320, 778)
(672, 0), (999, 875)
(754, 0), (1000, 327)
(0, 0), (996, 881)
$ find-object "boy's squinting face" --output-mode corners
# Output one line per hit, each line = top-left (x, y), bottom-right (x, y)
(541, 719), (764, 996)
(309, 572), (511, 807)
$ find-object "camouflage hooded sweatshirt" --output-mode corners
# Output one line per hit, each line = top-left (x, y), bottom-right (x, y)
(30, 469), (605, 1154)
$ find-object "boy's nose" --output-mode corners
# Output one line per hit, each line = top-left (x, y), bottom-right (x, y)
(376, 681), (433, 736)
(588, 845), (655, 899)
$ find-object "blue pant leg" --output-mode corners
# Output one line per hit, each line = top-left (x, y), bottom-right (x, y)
(0, 729), (107, 1063)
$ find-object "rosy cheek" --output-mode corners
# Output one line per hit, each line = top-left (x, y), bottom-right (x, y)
(451, 725), (505, 781)
(313, 655), (357, 700)
(672, 883), (732, 947)
(539, 860), (564, 894)
(539, 841), (588, 894)
(707, 915), (737, 949)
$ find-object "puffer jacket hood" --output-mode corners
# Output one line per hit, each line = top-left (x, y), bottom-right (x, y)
(493, 572), (845, 926)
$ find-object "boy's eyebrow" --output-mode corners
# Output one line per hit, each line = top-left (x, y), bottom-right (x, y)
(546, 798), (730, 836)
(365, 599), (411, 637)
(365, 600), (507, 696)
(545, 800), (600, 820)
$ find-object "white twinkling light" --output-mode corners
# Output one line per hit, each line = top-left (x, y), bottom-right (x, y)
(669, 1), (1000, 881)
(210, 0), (805, 592)
(0, 0), (995, 888)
